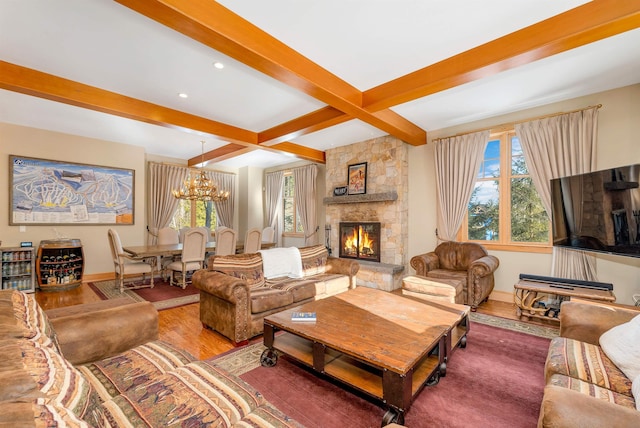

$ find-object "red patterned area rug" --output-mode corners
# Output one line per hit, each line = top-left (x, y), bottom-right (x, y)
(213, 322), (550, 428)
(89, 278), (199, 310)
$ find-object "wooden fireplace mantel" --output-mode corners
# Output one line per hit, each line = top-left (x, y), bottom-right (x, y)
(323, 191), (398, 205)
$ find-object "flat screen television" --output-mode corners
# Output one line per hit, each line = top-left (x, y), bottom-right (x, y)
(551, 164), (640, 258)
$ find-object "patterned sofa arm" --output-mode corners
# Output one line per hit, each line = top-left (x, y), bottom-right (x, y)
(410, 252), (439, 276)
(559, 300), (638, 345)
(193, 270), (251, 303)
(326, 256), (360, 288)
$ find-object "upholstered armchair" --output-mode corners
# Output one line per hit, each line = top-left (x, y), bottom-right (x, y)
(410, 241), (499, 311)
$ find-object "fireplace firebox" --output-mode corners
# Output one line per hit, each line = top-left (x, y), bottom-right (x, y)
(339, 222), (381, 262)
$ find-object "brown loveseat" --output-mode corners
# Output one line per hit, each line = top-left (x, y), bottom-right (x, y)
(410, 241), (499, 310)
(538, 300), (640, 427)
(0, 289), (304, 427)
(193, 245), (359, 345)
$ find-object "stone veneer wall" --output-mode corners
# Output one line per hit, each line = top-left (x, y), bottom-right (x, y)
(325, 136), (408, 290)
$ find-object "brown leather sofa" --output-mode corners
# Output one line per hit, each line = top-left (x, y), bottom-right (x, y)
(410, 241), (499, 311)
(538, 300), (640, 427)
(0, 290), (304, 427)
(193, 245), (359, 345)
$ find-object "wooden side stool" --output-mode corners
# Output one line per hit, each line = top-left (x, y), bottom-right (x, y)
(402, 275), (464, 304)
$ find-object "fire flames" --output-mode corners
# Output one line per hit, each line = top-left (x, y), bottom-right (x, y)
(343, 226), (376, 256)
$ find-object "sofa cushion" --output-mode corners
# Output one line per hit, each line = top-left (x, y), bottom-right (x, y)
(18, 339), (99, 421)
(546, 337), (632, 396)
(251, 288), (294, 314)
(211, 253), (266, 289)
(311, 273), (351, 297)
(100, 360), (265, 427)
(259, 247), (303, 279)
(298, 245), (328, 277)
(548, 373), (636, 409)
(0, 398), (91, 428)
(424, 269), (468, 286)
(633, 375), (640, 411)
(599, 314), (640, 381)
(78, 340), (196, 402)
(10, 290), (61, 352)
(266, 278), (316, 303)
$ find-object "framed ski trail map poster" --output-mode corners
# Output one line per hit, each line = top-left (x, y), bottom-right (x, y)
(9, 155), (135, 225)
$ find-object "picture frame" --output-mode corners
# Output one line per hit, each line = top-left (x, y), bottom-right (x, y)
(9, 155), (135, 225)
(347, 162), (367, 195)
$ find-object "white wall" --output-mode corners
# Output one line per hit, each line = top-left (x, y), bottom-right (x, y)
(407, 84), (640, 305)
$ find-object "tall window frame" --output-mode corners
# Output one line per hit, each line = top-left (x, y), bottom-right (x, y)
(283, 171), (304, 237)
(459, 130), (551, 253)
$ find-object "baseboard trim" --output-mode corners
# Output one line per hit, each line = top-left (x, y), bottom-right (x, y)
(82, 272), (114, 283)
(489, 290), (513, 303)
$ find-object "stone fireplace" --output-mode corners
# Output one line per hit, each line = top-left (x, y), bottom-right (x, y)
(339, 222), (381, 262)
(324, 136), (408, 291)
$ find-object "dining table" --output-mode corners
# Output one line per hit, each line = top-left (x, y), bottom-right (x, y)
(122, 241), (275, 258)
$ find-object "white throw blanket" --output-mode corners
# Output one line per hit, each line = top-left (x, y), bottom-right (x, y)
(258, 247), (304, 279)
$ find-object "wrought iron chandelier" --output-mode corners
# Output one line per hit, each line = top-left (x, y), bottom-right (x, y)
(172, 141), (229, 202)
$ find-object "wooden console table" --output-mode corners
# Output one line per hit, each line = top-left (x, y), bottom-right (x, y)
(514, 279), (615, 323)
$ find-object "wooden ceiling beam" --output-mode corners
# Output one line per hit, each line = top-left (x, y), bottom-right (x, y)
(0, 61), (325, 163)
(266, 142), (326, 164)
(363, 0), (640, 111)
(116, 0), (426, 145)
(0, 61), (255, 144)
(189, 143), (254, 167)
(258, 106), (350, 145)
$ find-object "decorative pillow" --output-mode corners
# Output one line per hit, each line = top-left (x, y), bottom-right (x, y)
(633, 375), (640, 411)
(211, 253), (265, 289)
(11, 291), (61, 352)
(298, 245), (328, 277)
(599, 314), (640, 381)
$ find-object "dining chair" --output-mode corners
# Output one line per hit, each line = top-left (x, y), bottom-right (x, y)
(166, 229), (207, 289)
(243, 228), (262, 253)
(157, 227), (179, 280)
(108, 229), (154, 292)
(178, 227), (191, 243)
(215, 227), (237, 256)
(261, 226), (275, 244)
(194, 226), (213, 242)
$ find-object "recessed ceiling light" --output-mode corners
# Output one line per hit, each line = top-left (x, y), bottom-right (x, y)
(213, 61), (224, 70)
(178, 93), (188, 98)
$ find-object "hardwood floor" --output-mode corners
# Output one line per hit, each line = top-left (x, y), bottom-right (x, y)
(35, 282), (557, 360)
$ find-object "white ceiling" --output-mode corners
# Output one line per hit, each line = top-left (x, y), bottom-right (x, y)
(1, 0), (639, 168)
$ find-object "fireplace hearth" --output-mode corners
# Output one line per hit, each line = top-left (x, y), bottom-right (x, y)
(339, 222), (381, 262)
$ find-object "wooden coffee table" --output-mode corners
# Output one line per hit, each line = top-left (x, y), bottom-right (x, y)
(261, 287), (469, 425)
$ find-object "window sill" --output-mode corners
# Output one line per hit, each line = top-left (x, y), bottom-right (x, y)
(469, 242), (552, 254)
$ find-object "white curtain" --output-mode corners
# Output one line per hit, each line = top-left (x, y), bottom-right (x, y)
(434, 131), (490, 241)
(293, 164), (318, 246)
(515, 106), (599, 281)
(147, 163), (188, 244)
(210, 171), (235, 228)
(265, 170), (285, 247)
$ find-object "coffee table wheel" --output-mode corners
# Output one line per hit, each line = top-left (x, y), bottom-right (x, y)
(460, 335), (467, 348)
(426, 370), (441, 386)
(381, 409), (404, 427)
(439, 361), (447, 377)
(260, 349), (278, 367)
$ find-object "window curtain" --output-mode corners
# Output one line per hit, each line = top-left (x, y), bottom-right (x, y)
(515, 106), (599, 281)
(210, 171), (235, 228)
(265, 170), (285, 247)
(147, 162), (188, 244)
(293, 164), (318, 246)
(434, 131), (489, 241)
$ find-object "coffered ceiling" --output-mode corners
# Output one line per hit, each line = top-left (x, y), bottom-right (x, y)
(1, 0), (639, 169)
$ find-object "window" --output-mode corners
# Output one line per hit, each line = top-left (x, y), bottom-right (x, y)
(170, 200), (217, 230)
(283, 172), (303, 236)
(460, 131), (550, 252)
